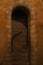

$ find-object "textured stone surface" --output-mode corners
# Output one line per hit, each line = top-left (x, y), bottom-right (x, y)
(0, 0), (43, 65)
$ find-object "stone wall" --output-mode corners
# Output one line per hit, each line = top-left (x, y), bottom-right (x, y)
(0, 0), (43, 65)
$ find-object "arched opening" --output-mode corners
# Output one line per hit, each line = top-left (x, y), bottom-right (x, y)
(11, 5), (31, 65)
(11, 5), (31, 41)
(11, 6), (30, 26)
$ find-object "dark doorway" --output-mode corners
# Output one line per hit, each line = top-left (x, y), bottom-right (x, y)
(11, 6), (30, 26)
(11, 6), (31, 65)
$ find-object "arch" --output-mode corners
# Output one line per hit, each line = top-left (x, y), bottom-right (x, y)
(11, 5), (31, 46)
(11, 6), (31, 27)
(11, 5), (31, 65)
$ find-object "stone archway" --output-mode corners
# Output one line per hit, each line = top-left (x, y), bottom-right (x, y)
(0, 0), (38, 65)
(11, 5), (31, 65)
